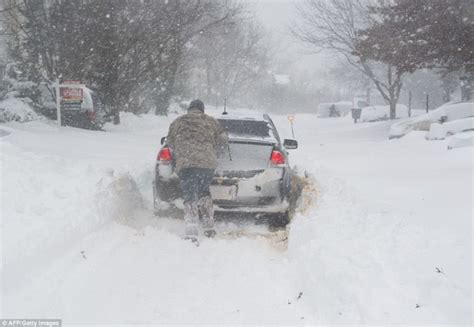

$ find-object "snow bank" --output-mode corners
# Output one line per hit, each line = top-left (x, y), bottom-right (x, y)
(1, 139), (147, 294)
(1, 119), (158, 296)
(448, 131), (474, 150)
(288, 173), (412, 323)
(288, 167), (471, 323)
(281, 119), (472, 324)
(389, 101), (474, 139)
(0, 97), (38, 123)
(359, 104), (408, 122)
(426, 117), (474, 140)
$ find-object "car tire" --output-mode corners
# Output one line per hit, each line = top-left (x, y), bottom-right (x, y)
(153, 204), (182, 219)
(155, 179), (181, 202)
(269, 211), (290, 228)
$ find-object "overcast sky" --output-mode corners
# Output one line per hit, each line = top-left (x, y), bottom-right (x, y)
(250, 0), (332, 77)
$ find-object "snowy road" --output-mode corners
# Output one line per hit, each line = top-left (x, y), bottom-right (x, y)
(1, 113), (472, 325)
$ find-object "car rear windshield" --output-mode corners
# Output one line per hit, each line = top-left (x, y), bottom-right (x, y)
(218, 119), (271, 138)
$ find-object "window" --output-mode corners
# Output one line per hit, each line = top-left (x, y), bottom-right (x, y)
(218, 119), (271, 138)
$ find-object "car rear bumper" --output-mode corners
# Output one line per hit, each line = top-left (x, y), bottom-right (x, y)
(153, 167), (290, 214)
(213, 199), (289, 213)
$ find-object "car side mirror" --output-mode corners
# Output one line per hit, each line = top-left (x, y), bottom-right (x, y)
(161, 136), (167, 145)
(283, 139), (298, 149)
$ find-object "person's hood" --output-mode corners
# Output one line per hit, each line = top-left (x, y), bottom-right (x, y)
(188, 108), (204, 115)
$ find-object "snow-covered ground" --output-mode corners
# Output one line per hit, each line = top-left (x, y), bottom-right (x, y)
(1, 112), (472, 325)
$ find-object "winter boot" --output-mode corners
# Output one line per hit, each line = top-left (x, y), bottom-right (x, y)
(198, 195), (216, 238)
(184, 201), (199, 242)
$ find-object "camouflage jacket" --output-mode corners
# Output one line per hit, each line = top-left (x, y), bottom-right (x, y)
(167, 108), (228, 172)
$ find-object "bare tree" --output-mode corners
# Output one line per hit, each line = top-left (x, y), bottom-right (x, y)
(327, 58), (374, 102)
(292, 0), (405, 119)
(190, 17), (270, 108)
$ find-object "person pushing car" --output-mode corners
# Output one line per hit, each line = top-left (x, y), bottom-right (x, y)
(166, 99), (228, 243)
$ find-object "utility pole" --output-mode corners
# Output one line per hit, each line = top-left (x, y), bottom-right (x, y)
(55, 79), (61, 127)
(408, 91), (412, 117)
(425, 93), (429, 113)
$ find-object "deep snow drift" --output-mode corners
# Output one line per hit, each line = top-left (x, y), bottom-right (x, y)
(1, 111), (472, 325)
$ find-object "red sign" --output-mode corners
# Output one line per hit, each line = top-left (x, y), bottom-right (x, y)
(60, 87), (83, 101)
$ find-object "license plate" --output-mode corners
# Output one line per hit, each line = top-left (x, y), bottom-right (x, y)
(210, 185), (237, 200)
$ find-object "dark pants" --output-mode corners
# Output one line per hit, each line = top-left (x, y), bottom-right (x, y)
(178, 168), (215, 203)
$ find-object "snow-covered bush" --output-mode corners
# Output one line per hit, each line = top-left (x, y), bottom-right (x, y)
(6, 80), (42, 104)
(2, 63), (42, 103)
(0, 97), (38, 123)
(0, 63), (49, 122)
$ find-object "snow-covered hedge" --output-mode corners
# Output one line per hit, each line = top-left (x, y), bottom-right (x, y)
(0, 97), (39, 123)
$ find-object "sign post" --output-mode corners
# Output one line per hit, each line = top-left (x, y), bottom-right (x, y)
(287, 114), (295, 138)
(425, 93), (429, 113)
(55, 79), (61, 127)
(351, 108), (362, 123)
(53, 80), (85, 127)
(408, 91), (412, 117)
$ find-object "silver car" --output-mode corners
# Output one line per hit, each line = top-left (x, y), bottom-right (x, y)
(152, 111), (298, 227)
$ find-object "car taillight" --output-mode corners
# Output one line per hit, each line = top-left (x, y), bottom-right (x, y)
(157, 147), (171, 163)
(270, 150), (285, 166)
